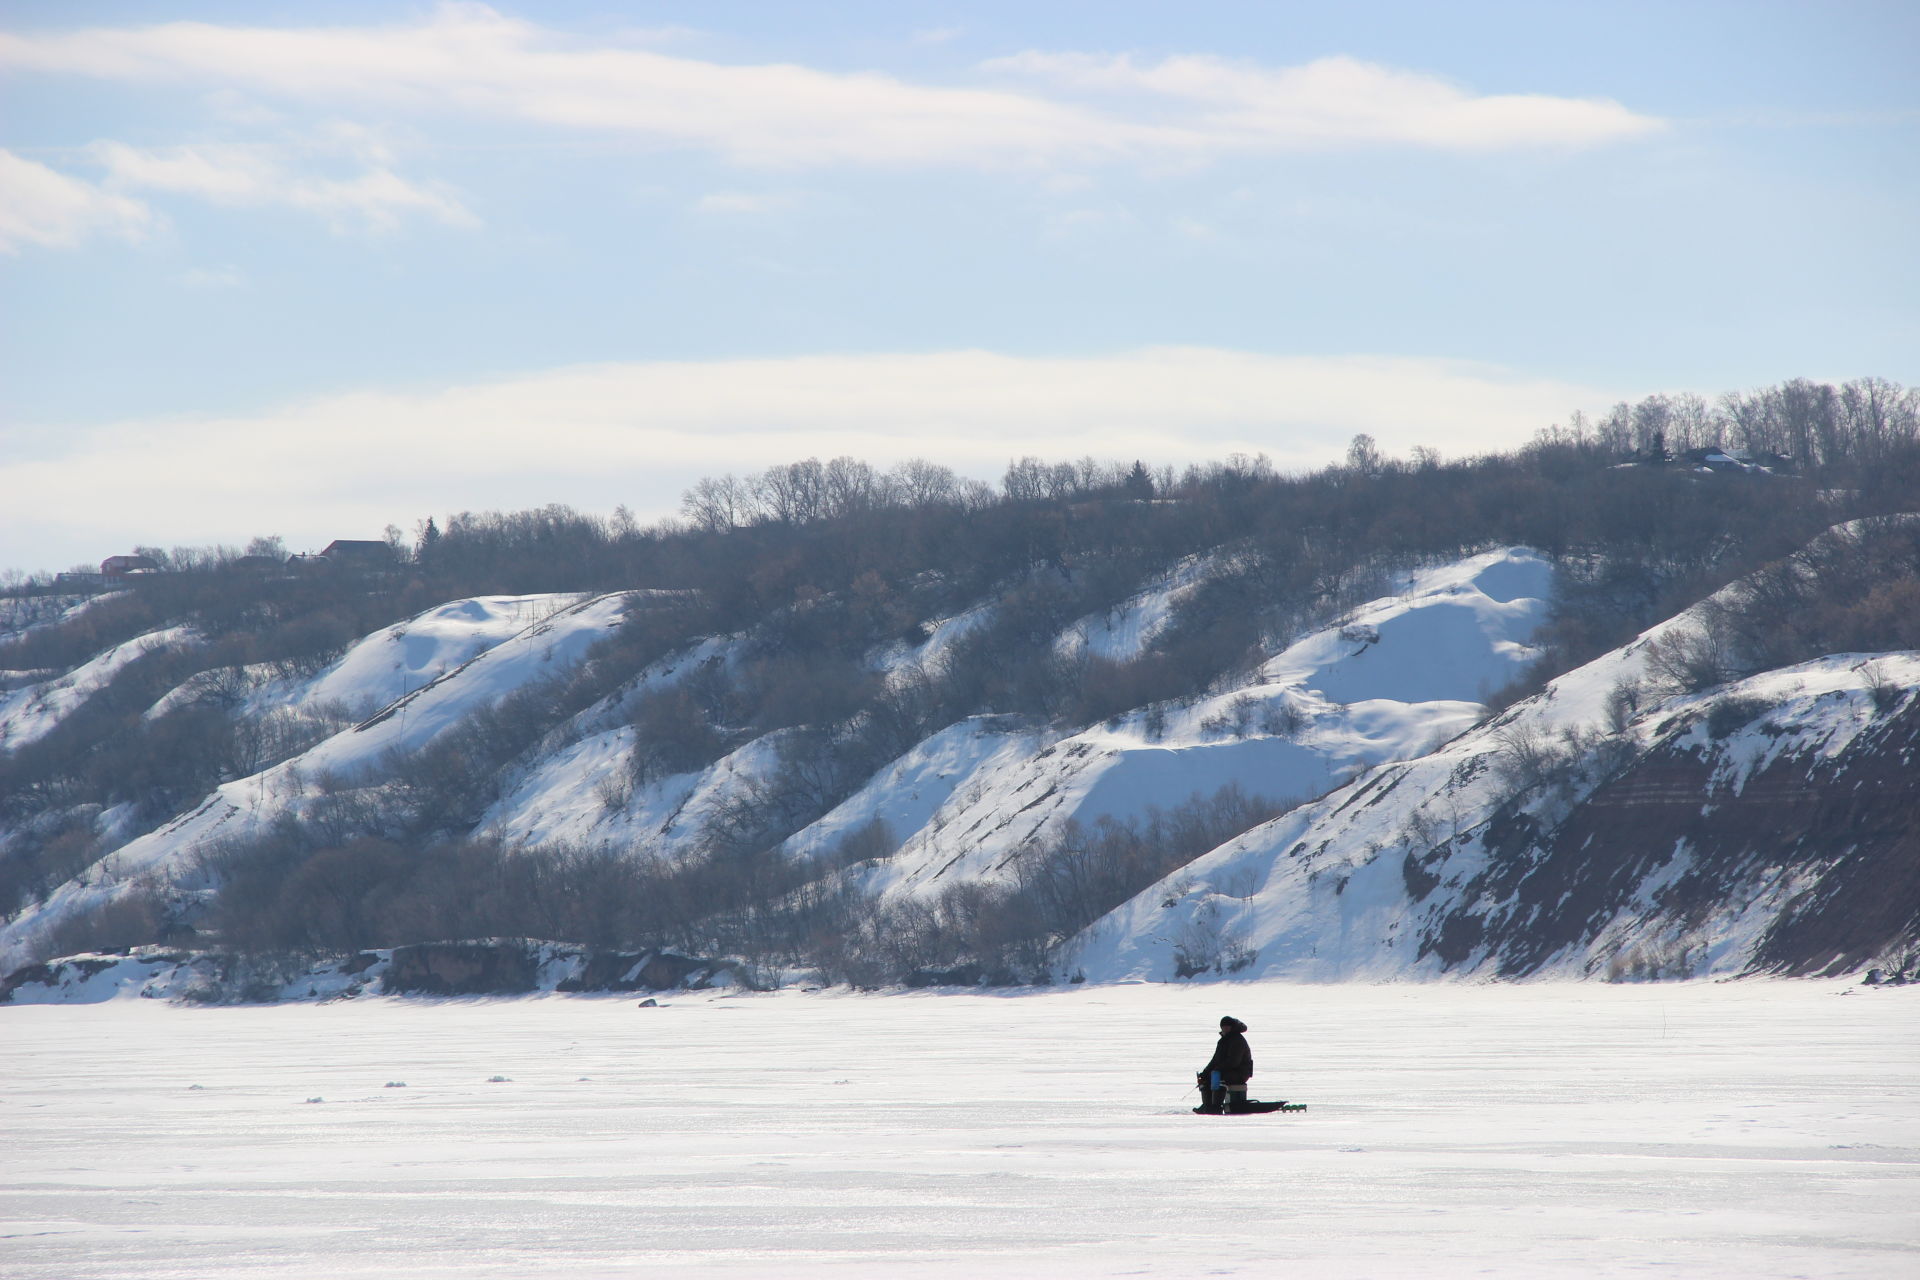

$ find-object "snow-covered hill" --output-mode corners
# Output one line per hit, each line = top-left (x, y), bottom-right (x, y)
(145, 593), (583, 726)
(0, 548), (1550, 974)
(3, 526), (1915, 989)
(805, 549), (1550, 897)
(1, 625), (195, 751)
(1068, 617), (1920, 983)
(0, 593), (632, 971)
(461, 548), (1550, 898)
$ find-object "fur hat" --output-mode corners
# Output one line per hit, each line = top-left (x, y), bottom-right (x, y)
(1219, 1016), (1248, 1033)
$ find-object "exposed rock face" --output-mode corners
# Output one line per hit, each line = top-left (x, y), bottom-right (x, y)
(382, 942), (540, 996)
(1448, 693), (1920, 977)
(554, 950), (710, 993)
(0, 954), (128, 1002)
(1074, 648), (1920, 984)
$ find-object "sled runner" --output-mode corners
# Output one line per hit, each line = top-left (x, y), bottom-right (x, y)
(1191, 1099), (1307, 1115)
(1194, 1072), (1306, 1114)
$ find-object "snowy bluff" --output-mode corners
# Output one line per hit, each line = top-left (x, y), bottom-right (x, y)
(1072, 650), (1919, 985)
(3, 480), (1918, 995)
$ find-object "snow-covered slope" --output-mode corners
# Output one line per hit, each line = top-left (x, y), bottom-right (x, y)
(0, 591), (121, 645)
(1259, 551), (1547, 705)
(0, 625), (195, 751)
(0, 593), (632, 972)
(836, 549), (1550, 898)
(1053, 552), (1216, 664)
(1068, 605), (1920, 984)
(147, 594), (586, 725)
(7, 526), (1911, 988)
(485, 724), (792, 860)
(455, 549), (1550, 884)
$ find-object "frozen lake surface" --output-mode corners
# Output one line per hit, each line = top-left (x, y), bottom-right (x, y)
(3, 981), (1915, 1278)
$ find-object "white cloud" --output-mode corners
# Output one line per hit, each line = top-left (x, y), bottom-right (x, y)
(201, 88), (283, 126)
(0, 6), (1662, 169)
(0, 148), (153, 252)
(0, 6), (1136, 170)
(2, 348), (1612, 570)
(985, 52), (1666, 150)
(87, 141), (477, 232)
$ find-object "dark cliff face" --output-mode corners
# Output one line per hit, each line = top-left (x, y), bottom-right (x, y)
(1, 940), (745, 1003)
(1428, 693), (1920, 978)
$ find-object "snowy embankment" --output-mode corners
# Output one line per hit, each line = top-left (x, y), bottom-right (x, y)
(1, 939), (745, 1005)
(9, 534), (1909, 987)
(0, 624), (194, 751)
(1, 982), (1913, 1280)
(0, 547), (1561, 975)
(0, 593), (632, 974)
(1071, 576), (1920, 987)
(0, 590), (120, 645)
(146, 593), (584, 725)
(455, 548), (1548, 890)
(811, 548), (1550, 897)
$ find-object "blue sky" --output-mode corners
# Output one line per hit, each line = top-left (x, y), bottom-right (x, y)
(3, 1), (1916, 573)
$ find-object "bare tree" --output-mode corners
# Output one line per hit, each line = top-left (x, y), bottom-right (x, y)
(1346, 433), (1383, 476)
(890, 458), (958, 507)
(681, 474), (753, 533)
(756, 459), (829, 525)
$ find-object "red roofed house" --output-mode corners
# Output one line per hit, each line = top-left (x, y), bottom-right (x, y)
(100, 554), (161, 582)
(320, 539), (395, 568)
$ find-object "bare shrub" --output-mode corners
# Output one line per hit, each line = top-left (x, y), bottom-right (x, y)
(1401, 806), (1443, 853)
(627, 687), (726, 784)
(793, 786), (1285, 988)
(0, 811), (105, 912)
(1605, 678), (1646, 734)
(227, 704), (349, 778)
(801, 882), (1050, 989)
(1490, 722), (1565, 794)
(1199, 694), (1261, 738)
(1171, 901), (1256, 977)
(1605, 937), (1700, 982)
(1580, 729), (1640, 783)
(823, 818), (896, 867)
(302, 785), (395, 847)
(1219, 866), (1261, 900)
(1860, 660), (1906, 714)
(1644, 615), (1739, 695)
(1009, 783), (1285, 946)
(595, 771), (634, 813)
(1260, 696), (1308, 739)
(1705, 694), (1767, 741)
(43, 882), (170, 957)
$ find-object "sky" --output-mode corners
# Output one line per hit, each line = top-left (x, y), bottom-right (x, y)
(3, 1), (1916, 575)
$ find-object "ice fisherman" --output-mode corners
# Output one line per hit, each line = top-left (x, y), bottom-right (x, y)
(1196, 1015), (1254, 1113)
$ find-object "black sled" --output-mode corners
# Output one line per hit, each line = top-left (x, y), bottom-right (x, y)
(1194, 1073), (1306, 1115)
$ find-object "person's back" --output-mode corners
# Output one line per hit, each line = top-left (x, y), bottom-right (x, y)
(1197, 1015), (1254, 1112)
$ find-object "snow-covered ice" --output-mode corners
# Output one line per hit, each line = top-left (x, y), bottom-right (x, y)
(2, 982), (1914, 1278)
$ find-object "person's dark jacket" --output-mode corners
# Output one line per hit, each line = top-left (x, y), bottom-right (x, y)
(1202, 1017), (1254, 1085)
